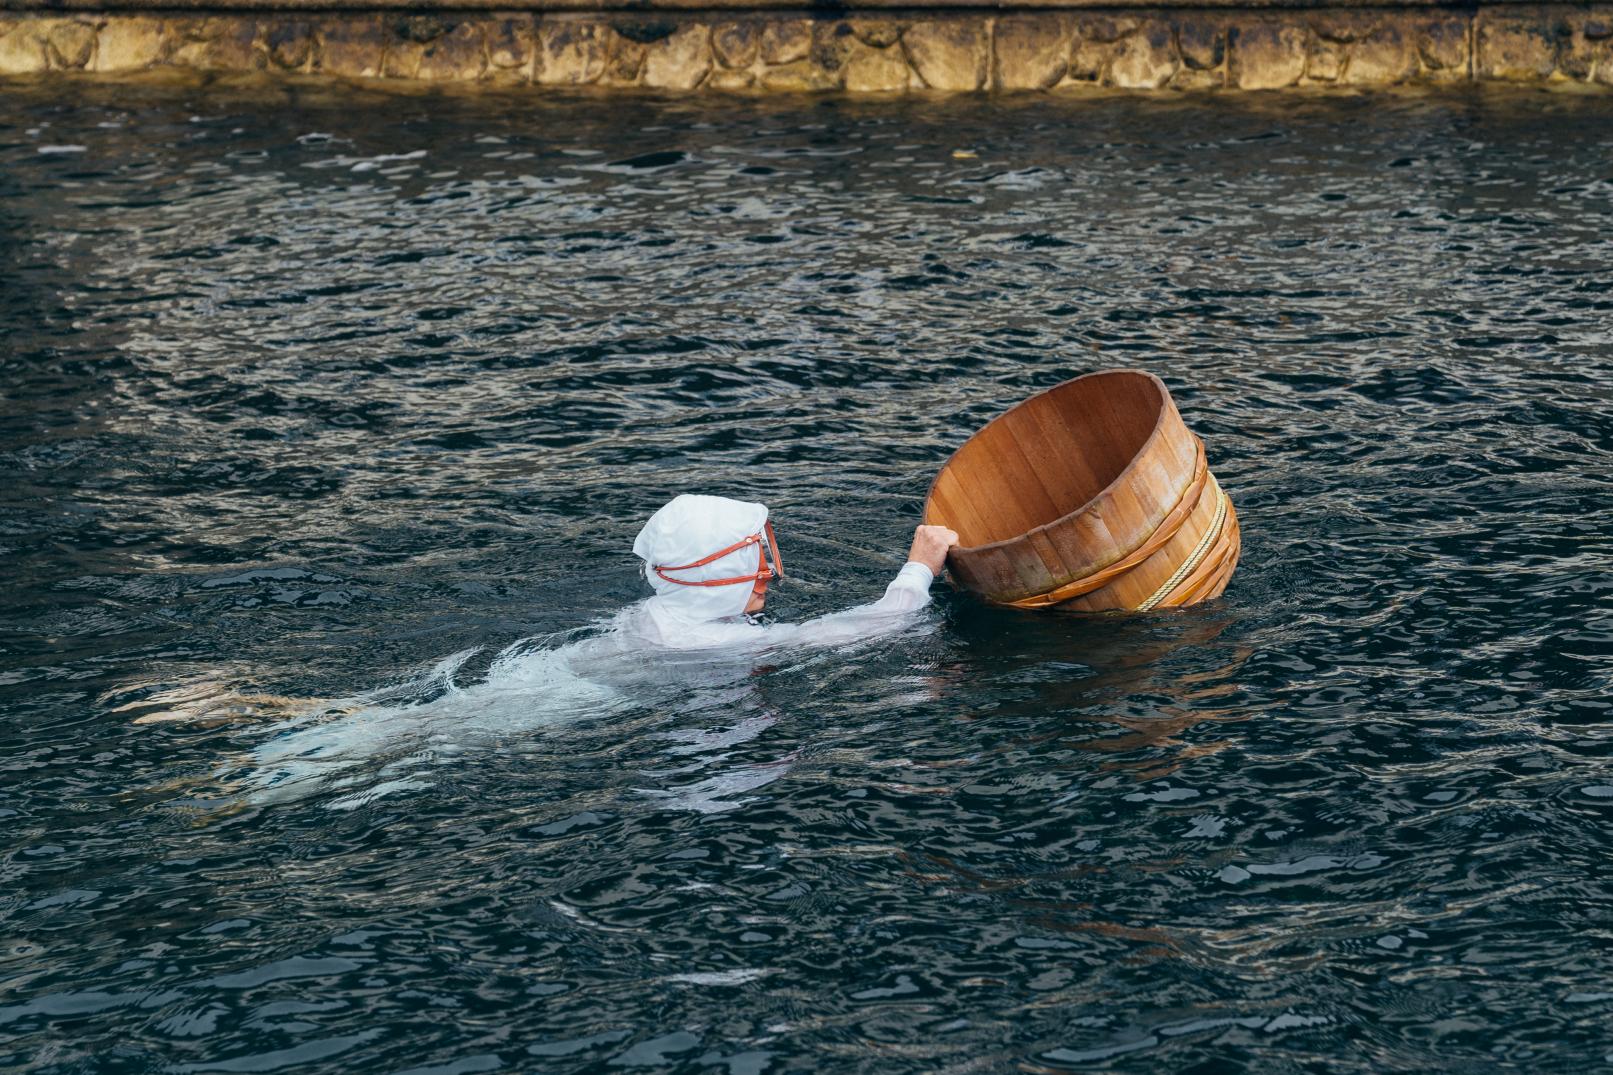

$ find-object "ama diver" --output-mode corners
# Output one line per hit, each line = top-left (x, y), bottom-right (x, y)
(229, 496), (960, 807)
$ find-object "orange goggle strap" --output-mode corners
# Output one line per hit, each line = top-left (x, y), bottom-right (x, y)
(654, 521), (783, 592)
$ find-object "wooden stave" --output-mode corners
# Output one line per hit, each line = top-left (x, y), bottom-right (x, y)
(924, 369), (1238, 612)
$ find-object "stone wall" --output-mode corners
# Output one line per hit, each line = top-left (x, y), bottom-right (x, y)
(1, 6), (1610, 90)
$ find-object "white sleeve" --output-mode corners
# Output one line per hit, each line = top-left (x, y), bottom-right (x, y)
(782, 562), (936, 649)
(868, 561), (935, 614)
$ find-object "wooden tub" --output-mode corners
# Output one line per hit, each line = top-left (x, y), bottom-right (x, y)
(922, 370), (1239, 612)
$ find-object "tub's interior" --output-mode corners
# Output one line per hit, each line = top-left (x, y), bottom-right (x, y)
(928, 372), (1164, 546)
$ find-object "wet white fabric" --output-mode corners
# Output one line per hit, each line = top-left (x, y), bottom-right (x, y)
(624, 494), (935, 651)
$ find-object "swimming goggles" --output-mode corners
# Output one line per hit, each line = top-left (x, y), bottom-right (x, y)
(654, 521), (783, 599)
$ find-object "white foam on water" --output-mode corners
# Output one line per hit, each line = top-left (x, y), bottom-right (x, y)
(231, 638), (631, 808)
(224, 622), (809, 811)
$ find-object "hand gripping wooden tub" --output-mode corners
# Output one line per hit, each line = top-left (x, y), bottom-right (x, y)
(922, 370), (1239, 612)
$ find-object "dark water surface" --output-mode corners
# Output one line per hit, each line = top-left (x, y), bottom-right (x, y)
(3, 82), (1612, 1073)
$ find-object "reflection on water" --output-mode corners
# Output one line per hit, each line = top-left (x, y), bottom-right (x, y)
(2, 83), (1612, 1072)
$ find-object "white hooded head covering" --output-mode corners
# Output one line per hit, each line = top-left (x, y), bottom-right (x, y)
(632, 494), (771, 626)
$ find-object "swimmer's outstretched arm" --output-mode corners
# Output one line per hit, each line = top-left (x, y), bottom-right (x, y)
(782, 525), (961, 649)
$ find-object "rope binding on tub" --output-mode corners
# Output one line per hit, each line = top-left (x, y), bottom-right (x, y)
(1135, 488), (1229, 612)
